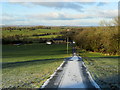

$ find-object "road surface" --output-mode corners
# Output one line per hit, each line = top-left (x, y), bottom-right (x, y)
(41, 55), (100, 89)
(59, 60), (85, 88)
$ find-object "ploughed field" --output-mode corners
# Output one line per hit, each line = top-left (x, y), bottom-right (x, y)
(2, 43), (72, 88)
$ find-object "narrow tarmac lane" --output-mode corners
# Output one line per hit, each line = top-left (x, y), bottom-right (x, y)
(59, 60), (86, 88)
(42, 56), (100, 89)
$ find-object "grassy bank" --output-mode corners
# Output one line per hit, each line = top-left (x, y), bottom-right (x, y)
(79, 51), (119, 89)
(2, 43), (72, 88)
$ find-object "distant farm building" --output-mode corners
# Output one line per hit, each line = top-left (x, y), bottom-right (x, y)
(46, 41), (52, 45)
(46, 39), (66, 44)
(53, 39), (66, 44)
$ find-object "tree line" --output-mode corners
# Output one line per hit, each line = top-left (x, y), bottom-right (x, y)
(65, 17), (119, 55)
(2, 26), (52, 31)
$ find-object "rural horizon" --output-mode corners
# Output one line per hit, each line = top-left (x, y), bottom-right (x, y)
(1, 0), (119, 89)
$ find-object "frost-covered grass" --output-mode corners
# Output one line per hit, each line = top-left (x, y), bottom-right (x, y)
(2, 43), (72, 88)
(80, 51), (119, 89)
(3, 60), (63, 88)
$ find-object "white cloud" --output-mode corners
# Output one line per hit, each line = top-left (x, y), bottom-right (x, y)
(98, 10), (118, 18)
(89, 9), (118, 18)
(2, 11), (116, 26)
(4, 18), (112, 26)
(6, 2), (84, 12)
(27, 9), (118, 20)
(1, 1), (118, 26)
(2, 2), (115, 13)
(33, 2), (84, 12)
(2, 16), (13, 21)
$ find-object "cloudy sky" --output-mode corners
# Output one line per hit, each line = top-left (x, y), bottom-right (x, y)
(0, 0), (119, 26)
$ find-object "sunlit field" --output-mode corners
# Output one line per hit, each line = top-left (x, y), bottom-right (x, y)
(2, 29), (63, 36)
(2, 43), (72, 88)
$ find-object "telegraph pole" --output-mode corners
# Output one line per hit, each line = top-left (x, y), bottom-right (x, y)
(67, 29), (70, 54)
(67, 36), (69, 54)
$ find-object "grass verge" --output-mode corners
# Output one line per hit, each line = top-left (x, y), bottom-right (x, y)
(79, 50), (119, 89)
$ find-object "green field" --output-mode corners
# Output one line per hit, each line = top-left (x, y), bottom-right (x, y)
(2, 29), (63, 38)
(2, 43), (72, 63)
(79, 51), (119, 89)
(2, 29), (65, 44)
(28, 35), (62, 39)
(2, 43), (72, 88)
